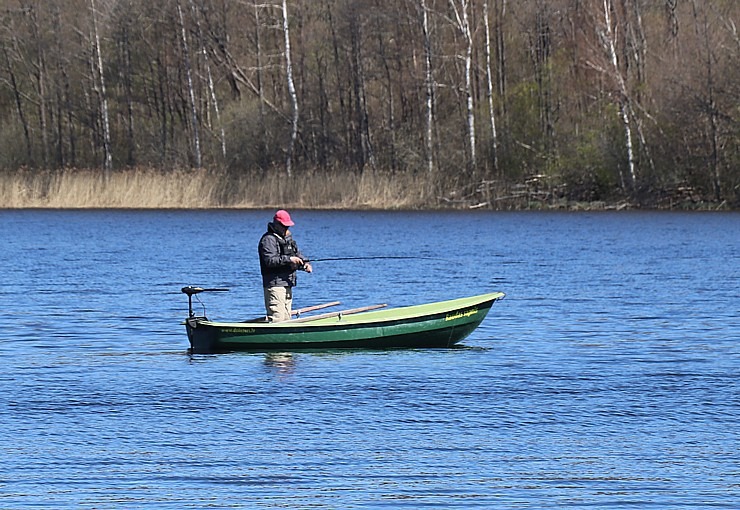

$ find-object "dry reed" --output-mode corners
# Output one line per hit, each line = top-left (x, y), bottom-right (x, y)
(0, 167), (431, 209)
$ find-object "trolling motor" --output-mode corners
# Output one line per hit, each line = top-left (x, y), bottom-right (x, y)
(181, 286), (229, 319)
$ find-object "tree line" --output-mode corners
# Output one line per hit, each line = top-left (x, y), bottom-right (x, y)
(0, 0), (738, 207)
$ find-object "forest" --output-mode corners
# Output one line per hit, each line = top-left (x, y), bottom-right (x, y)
(0, 0), (738, 209)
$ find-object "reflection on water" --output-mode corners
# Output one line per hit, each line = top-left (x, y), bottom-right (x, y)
(0, 209), (738, 509)
(263, 352), (297, 374)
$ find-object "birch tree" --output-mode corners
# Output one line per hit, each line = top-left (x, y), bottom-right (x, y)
(90, 0), (112, 173)
(189, 0), (226, 159)
(420, 0), (435, 175)
(281, 0), (299, 177)
(176, 0), (202, 168)
(243, 1), (298, 175)
(587, 0), (636, 189)
(483, 0), (499, 174)
(448, 0), (476, 173)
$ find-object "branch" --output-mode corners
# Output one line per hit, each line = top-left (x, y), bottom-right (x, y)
(584, 59), (607, 75)
(209, 36), (289, 123)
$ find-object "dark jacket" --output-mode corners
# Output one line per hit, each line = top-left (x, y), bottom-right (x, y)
(258, 222), (307, 288)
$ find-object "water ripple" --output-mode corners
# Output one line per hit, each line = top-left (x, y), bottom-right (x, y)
(1, 210), (738, 509)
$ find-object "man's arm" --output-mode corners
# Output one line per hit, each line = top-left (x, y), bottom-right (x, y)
(259, 235), (292, 269)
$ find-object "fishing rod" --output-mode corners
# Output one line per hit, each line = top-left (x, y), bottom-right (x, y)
(307, 256), (440, 262)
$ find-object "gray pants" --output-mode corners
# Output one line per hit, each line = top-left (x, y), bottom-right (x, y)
(264, 286), (293, 322)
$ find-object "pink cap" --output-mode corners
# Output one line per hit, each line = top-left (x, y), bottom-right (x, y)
(274, 209), (295, 226)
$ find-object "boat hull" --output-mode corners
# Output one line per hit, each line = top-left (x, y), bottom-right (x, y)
(185, 292), (504, 353)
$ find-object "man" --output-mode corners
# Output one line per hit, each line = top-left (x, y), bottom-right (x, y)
(258, 209), (313, 322)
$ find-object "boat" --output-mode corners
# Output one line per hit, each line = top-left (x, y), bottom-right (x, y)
(181, 286), (505, 353)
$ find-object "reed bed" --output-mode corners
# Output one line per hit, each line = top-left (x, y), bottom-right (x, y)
(0, 167), (430, 209)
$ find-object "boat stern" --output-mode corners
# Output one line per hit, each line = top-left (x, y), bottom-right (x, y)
(184, 317), (221, 353)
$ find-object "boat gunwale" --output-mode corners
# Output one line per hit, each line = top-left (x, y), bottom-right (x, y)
(193, 292), (505, 330)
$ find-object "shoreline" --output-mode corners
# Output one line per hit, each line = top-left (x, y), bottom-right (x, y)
(3, 202), (732, 212)
(0, 167), (735, 212)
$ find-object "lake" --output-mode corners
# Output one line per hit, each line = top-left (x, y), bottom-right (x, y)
(1, 209), (738, 509)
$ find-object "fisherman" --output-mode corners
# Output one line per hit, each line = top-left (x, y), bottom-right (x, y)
(258, 209), (312, 322)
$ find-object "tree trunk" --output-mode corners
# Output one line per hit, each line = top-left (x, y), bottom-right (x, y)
(375, 3), (397, 172)
(190, 0), (226, 160)
(3, 45), (33, 165)
(483, 0), (499, 175)
(665, 0), (679, 59)
(152, 55), (169, 165)
(628, 0), (647, 101)
(90, 0), (112, 174)
(323, 2), (351, 166)
(121, 19), (136, 166)
(282, 0), (299, 177)
(176, 0), (202, 168)
(348, 9), (375, 171)
(601, 0), (636, 188)
(533, 0), (553, 163)
(691, 1), (721, 200)
(253, 0), (269, 169)
(28, 5), (50, 168)
(495, 0), (507, 118)
(449, 0), (476, 173)
(420, 0), (435, 175)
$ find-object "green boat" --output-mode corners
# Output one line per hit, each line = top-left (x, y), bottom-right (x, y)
(182, 286), (505, 353)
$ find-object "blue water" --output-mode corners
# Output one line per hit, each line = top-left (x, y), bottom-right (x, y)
(1, 209), (738, 509)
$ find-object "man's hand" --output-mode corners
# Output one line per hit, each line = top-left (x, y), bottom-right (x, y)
(289, 257), (312, 272)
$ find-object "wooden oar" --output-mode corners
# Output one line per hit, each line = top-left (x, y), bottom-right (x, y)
(241, 300), (341, 323)
(289, 303), (388, 323)
(292, 300), (341, 317)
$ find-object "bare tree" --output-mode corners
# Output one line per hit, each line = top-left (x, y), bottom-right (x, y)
(374, 3), (398, 172)
(420, 0), (435, 175)
(281, 0), (299, 177)
(21, 3), (51, 168)
(90, 0), (112, 173)
(494, 0), (507, 118)
(0, 0), (738, 206)
(586, 0), (637, 189)
(252, 0), (270, 169)
(1, 33), (33, 165)
(527, 0), (554, 163)
(346, 6), (376, 171)
(448, 0), (476, 173)
(690, 0), (720, 200)
(483, 0), (499, 175)
(176, 0), (202, 168)
(189, 0), (226, 160)
(113, 1), (136, 166)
